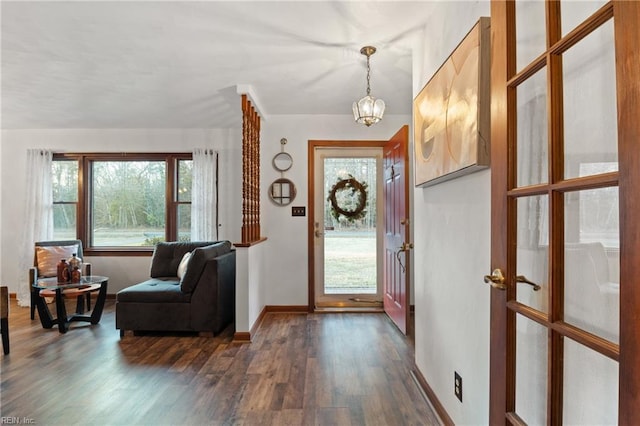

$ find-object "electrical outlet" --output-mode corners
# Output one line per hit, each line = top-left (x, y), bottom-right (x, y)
(454, 372), (463, 402)
(291, 206), (306, 216)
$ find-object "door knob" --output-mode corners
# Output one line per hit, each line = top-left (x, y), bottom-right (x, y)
(483, 268), (507, 290)
(400, 242), (414, 251)
(314, 230), (323, 238)
(515, 275), (541, 291)
(395, 242), (414, 273)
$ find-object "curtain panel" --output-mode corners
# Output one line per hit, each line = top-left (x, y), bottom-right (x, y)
(18, 149), (54, 307)
(191, 148), (218, 241)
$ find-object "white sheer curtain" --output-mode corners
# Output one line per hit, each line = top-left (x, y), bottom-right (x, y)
(191, 148), (218, 241)
(18, 149), (54, 307)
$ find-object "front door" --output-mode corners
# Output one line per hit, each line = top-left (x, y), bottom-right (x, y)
(310, 142), (385, 308)
(488, 1), (640, 423)
(383, 126), (410, 334)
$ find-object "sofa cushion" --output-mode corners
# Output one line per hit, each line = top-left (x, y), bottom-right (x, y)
(149, 241), (219, 278)
(180, 241), (232, 293)
(116, 278), (191, 303)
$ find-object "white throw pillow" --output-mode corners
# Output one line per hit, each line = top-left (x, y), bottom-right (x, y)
(177, 252), (192, 279)
(36, 245), (78, 277)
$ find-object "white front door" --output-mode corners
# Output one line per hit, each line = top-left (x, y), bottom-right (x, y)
(313, 147), (383, 308)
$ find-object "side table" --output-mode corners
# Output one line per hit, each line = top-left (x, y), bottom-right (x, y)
(33, 276), (108, 334)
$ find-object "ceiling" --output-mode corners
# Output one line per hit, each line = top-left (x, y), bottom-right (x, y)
(1, 1), (439, 129)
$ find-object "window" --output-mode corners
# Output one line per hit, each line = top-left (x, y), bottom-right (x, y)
(52, 160), (78, 240)
(52, 153), (192, 255)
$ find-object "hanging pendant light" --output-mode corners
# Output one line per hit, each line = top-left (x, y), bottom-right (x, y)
(352, 46), (385, 127)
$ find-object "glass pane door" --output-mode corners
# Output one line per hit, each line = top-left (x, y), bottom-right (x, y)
(496, 0), (621, 422)
(314, 148), (382, 307)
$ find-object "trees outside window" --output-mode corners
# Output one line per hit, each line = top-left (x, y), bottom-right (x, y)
(52, 160), (78, 240)
(52, 153), (192, 254)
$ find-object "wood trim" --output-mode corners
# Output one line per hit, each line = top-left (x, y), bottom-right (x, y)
(232, 332), (251, 342)
(53, 152), (192, 254)
(506, 3), (613, 90)
(231, 306), (306, 342)
(546, 2), (565, 422)
(507, 172), (618, 198)
(233, 236), (268, 248)
(411, 367), (454, 426)
(82, 249), (153, 257)
(547, 2), (614, 56)
(265, 305), (308, 313)
(166, 157), (177, 243)
(240, 94), (262, 244)
(615, 0), (640, 421)
(505, 412), (527, 426)
(550, 321), (619, 362)
(489, 1), (511, 422)
(233, 305), (268, 343)
(507, 300), (619, 362)
(307, 139), (387, 313)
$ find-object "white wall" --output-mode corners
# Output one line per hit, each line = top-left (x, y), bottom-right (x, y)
(259, 114), (410, 306)
(235, 242), (268, 333)
(0, 128), (242, 295)
(412, 1), (492, 424)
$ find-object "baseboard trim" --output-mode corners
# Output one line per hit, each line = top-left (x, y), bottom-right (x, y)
(232, 332), (251, 342)
(233, 305), (267, 343)
(265, 305), (308, 313)
(411, 366), (454, 426)
(232, 305), (307, 342)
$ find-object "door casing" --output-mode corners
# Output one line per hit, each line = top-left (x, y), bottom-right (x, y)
(308, 140), (387, 312)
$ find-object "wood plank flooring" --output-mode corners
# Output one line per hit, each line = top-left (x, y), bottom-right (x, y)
(0, 299), (440, 425)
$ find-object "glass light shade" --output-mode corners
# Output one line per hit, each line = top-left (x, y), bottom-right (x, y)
(353, 95), (385, 127)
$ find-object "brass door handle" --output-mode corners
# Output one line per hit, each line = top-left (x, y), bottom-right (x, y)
(483, 268), (507, 290)
(315, 230), (323, 238)
(400, 242), (414, 251)
(396, 242), (414, 273)
(516, 275), (541, 291)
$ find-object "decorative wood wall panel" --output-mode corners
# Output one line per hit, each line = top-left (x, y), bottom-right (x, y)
(241, 94), (261, 244)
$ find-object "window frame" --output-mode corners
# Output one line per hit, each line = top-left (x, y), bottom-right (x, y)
(53, 152), (192, 256)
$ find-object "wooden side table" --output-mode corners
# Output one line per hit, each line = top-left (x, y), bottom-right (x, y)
(39, 283), (101, 314)
(33, 276), (108, 334)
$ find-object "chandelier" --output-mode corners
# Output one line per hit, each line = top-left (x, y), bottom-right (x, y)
(352, 46), (386, 127)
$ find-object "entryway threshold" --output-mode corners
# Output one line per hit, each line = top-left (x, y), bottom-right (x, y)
(314, 306), (384, 313)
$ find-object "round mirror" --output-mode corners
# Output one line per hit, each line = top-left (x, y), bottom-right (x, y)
(273, 152), (293, 172)
(269, 178), (296, 206)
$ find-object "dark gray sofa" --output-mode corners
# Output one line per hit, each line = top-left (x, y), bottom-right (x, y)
(115, 241), (235, 336)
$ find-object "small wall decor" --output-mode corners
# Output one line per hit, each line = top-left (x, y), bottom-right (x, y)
(269, 138), (296, 206)
(413, 17), (491, 187)
(270, 177), (296, 205)
(327, 174), (368, 222)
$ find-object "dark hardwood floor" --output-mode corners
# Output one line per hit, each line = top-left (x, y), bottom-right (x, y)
(1, 298), (440, 425)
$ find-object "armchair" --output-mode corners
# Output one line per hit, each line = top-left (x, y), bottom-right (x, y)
(29, 240), (94, 320)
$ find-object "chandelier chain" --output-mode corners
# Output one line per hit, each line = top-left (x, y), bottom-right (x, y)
(366, 55), (371, 96)
(367, 55), (371, 96)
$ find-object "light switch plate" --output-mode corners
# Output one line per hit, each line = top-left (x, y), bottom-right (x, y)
(291, 206), (306, 216)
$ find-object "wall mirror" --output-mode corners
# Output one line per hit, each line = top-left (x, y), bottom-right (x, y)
(269, 178), (296, 206)
(273, 152), (293, 172)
